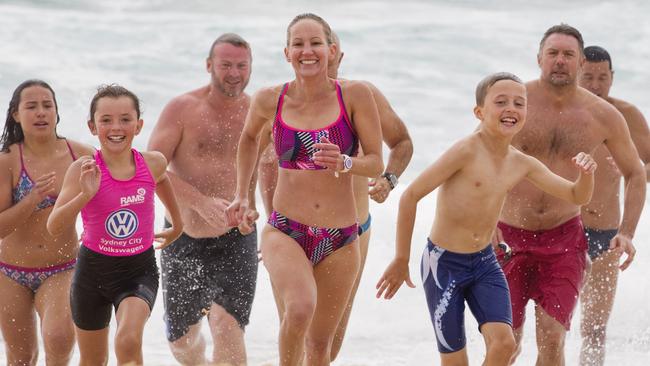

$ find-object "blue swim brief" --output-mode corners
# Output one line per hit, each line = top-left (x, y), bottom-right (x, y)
(584, 227), (617, 260)
(421, 239), (512, 353)
(358, 214), (372, 236)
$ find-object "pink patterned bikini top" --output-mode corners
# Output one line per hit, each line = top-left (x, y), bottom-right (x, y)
(12, 141), (76, 210)
(273, 80), (359, 170)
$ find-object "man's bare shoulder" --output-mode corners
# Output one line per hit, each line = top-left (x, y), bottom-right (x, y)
(580, 89), (623, 122)
(339, 79), (373, 98)
(156, 87), (213, 129)
(609, 97), (645, 120)
(166, 86), (210, 110)
(359, 80), (392, 106)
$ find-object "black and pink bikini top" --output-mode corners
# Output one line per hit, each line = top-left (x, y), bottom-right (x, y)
(273, 80), (359, 170)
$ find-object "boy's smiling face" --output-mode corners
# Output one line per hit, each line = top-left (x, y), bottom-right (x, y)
(475, 80), (527, 137)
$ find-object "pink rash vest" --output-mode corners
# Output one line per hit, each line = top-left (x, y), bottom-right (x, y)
(81, 149), (156, 256)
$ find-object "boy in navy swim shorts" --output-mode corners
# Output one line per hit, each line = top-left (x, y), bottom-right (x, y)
(377, 72), (597, 365)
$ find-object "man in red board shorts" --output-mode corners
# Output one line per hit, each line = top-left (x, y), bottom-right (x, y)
(498, 217), (587, 330)
(496, 24), (646, 366)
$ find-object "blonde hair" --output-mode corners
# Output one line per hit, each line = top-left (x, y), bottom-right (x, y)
(208, 33), (251, 59)
(286, 13), (333, 46)
(475, 72), (523, 106)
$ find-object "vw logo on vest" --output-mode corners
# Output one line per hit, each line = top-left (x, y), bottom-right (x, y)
(105, 209), (139, 239)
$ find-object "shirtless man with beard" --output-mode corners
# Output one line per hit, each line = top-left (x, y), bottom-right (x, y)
(147, 33), (258, 366)
(496, 25), (646, 366)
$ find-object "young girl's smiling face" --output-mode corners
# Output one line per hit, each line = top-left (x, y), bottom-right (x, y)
(89, 96), (143, 153)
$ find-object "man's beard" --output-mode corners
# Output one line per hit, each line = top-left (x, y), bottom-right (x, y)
(212, 76), (249, 97)
(547, 70), (574, 86)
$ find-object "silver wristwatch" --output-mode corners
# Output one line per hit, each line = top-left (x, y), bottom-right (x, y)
(341, 154), (353, 173)
(382, 172), (398, 190)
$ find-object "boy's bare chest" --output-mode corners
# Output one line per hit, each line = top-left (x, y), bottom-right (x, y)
(461, 159), (520, 196)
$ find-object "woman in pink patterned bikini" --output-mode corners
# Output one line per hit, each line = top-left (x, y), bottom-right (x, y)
(226, 13), (383, 365)
(0, 79), (95, 365)
(47, 84), (182, 366)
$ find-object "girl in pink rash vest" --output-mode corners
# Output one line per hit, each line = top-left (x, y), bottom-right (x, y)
(47, 84), (183, 366)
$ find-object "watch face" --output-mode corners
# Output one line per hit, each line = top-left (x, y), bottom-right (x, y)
(384, 173), (397, 188)
(344, 156), (353, 170)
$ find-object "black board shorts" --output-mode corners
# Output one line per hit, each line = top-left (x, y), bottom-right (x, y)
(161, 225), (258, 342)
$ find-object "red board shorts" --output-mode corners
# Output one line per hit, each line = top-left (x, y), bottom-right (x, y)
(497, 216), (587, 330)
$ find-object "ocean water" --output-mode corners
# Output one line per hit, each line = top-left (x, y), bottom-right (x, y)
(1, 0), (649, 364)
